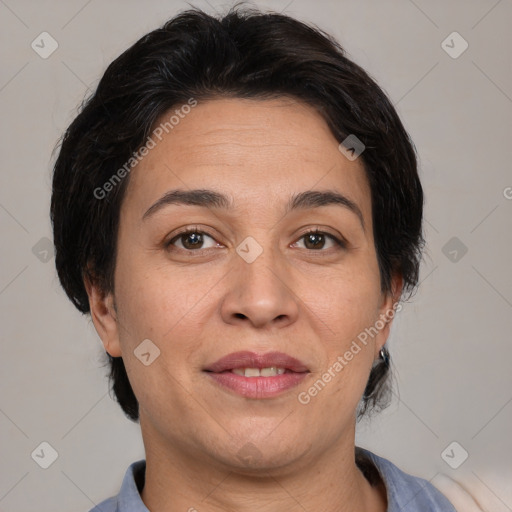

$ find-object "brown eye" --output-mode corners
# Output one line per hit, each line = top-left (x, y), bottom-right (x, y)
(304, 232), (327, 249)
(292, 229), (346, 251)
(167, 230), (218, 251)
(180, 232), (203, 249)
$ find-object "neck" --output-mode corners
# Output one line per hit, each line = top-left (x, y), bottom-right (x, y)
(139, 419), (387, 512)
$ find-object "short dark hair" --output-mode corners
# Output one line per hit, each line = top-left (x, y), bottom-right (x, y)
(51, 4), (424, 422)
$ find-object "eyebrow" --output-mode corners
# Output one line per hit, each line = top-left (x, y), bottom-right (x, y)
(142, 188), (365, 230)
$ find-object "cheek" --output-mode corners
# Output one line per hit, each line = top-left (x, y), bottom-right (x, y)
(301, 259), (382, 401)
(301, 280), (379, 416)
(114, 254), (216, 386)
(115, 250), (195, 337)
(311, 263), (382, 340)
(114, 265), (208, 421)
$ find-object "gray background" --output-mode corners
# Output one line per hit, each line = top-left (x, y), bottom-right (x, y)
(0, 0), (511, 510)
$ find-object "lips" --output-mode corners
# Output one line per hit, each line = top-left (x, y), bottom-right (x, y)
(204, 351), (309, 373)
(203, 351), (310, 399)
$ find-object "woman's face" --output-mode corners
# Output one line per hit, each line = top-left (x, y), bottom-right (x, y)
(91, 97), (399, 472)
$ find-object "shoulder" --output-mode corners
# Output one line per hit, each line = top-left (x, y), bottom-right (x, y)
(357, 447), (457, 512)
(87, 459), (148, 512)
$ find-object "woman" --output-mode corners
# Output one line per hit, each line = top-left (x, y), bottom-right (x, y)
(51, 5), (459, 511)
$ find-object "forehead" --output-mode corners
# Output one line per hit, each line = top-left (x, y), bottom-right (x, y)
(121, 97), (371, 222)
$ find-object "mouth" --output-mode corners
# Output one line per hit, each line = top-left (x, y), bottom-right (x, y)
(203, 351), (310, 399)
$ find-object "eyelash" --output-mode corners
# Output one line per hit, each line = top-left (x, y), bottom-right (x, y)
(166, 227), (347, 253)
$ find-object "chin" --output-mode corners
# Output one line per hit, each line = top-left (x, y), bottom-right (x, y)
(209, 435), (313, 475)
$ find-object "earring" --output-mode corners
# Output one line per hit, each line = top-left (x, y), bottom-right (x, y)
(379, 346), (390, 366)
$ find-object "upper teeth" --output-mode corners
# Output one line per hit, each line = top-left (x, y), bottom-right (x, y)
(232, 367), (286, 377)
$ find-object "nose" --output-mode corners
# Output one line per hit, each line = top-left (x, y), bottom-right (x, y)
(220, 244), (299, 330)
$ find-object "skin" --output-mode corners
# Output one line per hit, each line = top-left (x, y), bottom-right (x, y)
(86, 97), (402, 512)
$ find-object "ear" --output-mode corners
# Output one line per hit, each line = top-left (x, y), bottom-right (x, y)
(374, 274), (403, 359)
(84, 273), (122, 357)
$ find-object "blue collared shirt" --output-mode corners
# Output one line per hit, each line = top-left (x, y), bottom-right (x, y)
(90, 448), (457, 511)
